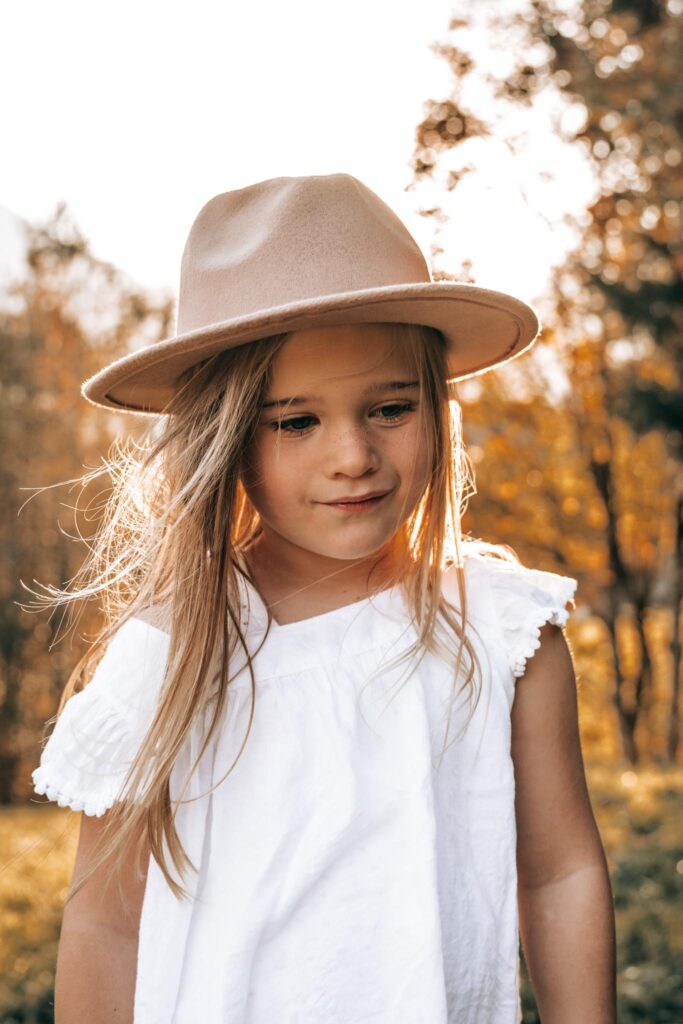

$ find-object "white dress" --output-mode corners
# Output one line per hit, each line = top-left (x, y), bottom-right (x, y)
(32, 546), (578, 1024)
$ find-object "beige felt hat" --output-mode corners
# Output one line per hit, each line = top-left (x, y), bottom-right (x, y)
(81, 172), (542, 414)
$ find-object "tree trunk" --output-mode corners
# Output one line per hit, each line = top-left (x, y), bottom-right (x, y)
(666, 494), (683, 762)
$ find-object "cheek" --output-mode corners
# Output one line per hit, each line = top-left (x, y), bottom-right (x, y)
(392, 421), (433, 493)
(241, 436), (305, 510)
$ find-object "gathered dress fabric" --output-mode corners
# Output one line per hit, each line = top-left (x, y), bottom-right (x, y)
(32, 548), (578, 1024)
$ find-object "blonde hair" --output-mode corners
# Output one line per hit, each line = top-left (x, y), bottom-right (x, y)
(28, 322), (517, 905)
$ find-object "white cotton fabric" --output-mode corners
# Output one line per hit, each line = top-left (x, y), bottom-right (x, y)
(32, 548), (578, 1024)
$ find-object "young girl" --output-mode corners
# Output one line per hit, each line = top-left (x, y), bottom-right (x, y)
(31, 173), (616, 1023)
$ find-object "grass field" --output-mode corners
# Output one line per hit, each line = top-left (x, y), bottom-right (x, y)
(1, 765), (682, 1022)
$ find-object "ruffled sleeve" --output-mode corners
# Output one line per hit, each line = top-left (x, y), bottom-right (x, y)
(31, 617), (171, 817)
(486, 557), (578, 681)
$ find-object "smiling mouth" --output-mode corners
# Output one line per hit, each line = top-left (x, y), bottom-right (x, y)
(322, 491), (391, 511)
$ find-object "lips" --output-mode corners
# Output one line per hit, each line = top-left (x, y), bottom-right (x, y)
(323, 489), (390, 504)
(319, 489), (393, 513)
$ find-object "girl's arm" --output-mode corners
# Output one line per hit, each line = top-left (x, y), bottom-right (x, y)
(511, 621), (617, 1024)
(55, 810), (149, 1024)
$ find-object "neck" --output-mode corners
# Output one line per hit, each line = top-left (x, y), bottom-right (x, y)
(240, 529), (410, 609)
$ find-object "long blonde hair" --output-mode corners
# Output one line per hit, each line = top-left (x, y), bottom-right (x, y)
(28, 321), (516, 904)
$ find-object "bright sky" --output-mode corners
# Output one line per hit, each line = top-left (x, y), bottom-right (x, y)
(2, 0), (597, 310)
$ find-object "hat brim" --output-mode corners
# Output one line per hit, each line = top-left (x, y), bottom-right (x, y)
(81, 281), (540, 414)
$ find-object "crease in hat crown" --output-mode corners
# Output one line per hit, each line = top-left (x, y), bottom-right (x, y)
(175, 173), (433, 336)
(81, 172), (542, 415)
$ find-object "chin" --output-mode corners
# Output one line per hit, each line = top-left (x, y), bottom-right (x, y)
(308, 534), (395, 563)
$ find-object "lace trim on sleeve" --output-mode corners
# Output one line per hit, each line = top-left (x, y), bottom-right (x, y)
(32, 690), (145, 816)
(487, 559), (578, 681)
(32, 618), (169, 816)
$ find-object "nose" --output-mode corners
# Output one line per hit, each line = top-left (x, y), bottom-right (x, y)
(325, 423), (380, 478)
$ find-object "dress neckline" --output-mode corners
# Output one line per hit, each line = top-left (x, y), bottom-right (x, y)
(130, 552), (473, 642)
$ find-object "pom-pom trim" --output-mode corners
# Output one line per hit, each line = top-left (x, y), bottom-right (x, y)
(510, 577), (578, 680)
(31, 690), (137, 817)
(31, 767), (120, 817)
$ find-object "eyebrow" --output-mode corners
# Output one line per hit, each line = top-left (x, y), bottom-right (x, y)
(260, 380), (420, 410)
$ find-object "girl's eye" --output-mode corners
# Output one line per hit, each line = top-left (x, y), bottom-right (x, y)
(269, 415), (317, 435)
(374, 401), (415, 421)
(269, 402), (416, 435)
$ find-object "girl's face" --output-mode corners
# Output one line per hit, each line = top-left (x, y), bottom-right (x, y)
(240, 324), (433, 572)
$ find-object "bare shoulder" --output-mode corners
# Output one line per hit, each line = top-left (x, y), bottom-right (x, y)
(510, 622), (606, 886)
(510, 620), (578, 772)
(511, 621), (577, 733)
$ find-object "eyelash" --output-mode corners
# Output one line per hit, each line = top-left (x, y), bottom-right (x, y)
(269, 401), (417, 436)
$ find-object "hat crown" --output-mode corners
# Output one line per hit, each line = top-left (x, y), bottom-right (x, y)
(176, 173), (431, 336)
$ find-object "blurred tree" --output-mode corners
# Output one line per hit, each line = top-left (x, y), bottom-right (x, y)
(411, 0), (682, 762)
(0, 202), (174, 802)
